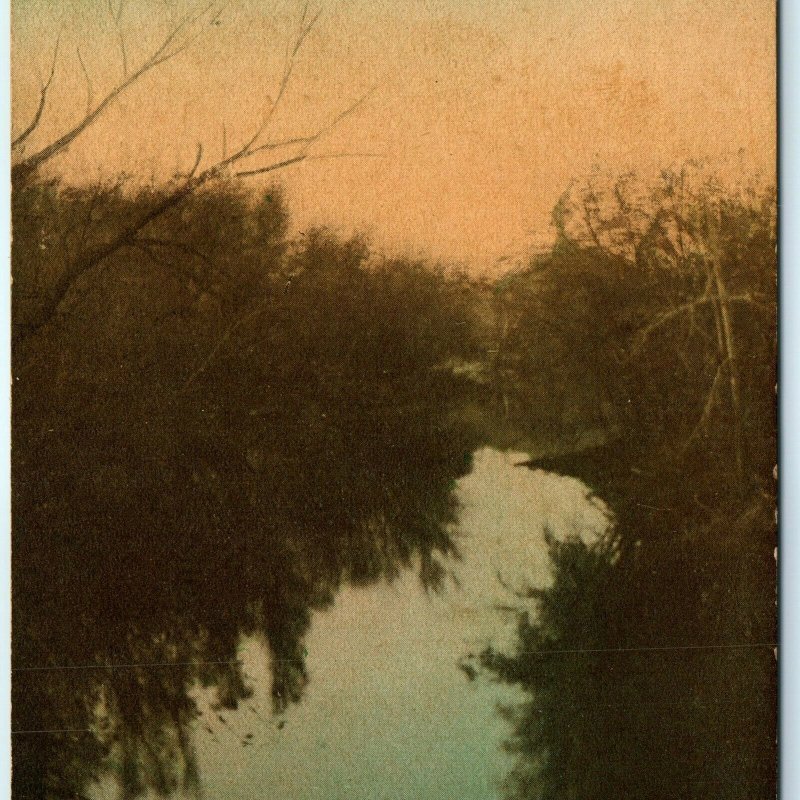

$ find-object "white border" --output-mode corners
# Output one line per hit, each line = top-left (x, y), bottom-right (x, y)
(0, 1), (789, 798)
(780, 0), (797, 795)
(2, 0), (11, 796)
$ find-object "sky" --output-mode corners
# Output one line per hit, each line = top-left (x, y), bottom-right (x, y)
(11, 0), (776, 272)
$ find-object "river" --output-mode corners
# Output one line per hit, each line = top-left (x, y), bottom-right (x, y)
(89, 447), (608, 800)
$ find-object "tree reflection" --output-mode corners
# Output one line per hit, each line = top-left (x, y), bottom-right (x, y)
(12, 183), (482, 798)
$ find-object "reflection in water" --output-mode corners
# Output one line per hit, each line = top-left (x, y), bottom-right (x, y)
(86, 448), (607, 800)
(12, 214), (492, 798)
(13, 184), (511, 798)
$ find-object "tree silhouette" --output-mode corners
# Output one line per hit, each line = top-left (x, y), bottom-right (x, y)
(11, 7), (479, 797)
(483, 167), (777, 800)
(12, 1), (374, 350)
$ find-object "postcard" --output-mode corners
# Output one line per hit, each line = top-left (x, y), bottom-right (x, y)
(10, 1), (777, 797)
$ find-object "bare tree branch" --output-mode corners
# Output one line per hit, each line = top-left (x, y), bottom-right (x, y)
(12, 3), (217, 186)
(76, 48), (94, 117)
(679, 359), (726, 453)
(305, 151), (384, 161)
(223, 5), (321, 164)
(108, 0), (129, 77)
(13, 3), (377, 352)
(14, 161), (204, 347)
(244, 135), (317, 156)
(581, 195), (603, 250)
(232, 87), (377, 175)
(307, 85), (376, 141)
(11, 29), (62, 151)
(187, 141), (204, 177)
(233, 150), (383, 178)
(707, 237), (745, 481)
(234, 153), (308, 178)
(633, 292), (762, 352)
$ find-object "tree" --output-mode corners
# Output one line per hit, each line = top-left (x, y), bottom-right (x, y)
(12, 0), (373, 350)
(549, 165), (776, 486)
(494, 165), (776, 490)
(12, 6), (484, 798)
(12, 177), (483, 797)
(483, 167), (777, 800)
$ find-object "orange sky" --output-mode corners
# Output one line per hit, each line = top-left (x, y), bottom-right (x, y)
(11, 0), (776, 273)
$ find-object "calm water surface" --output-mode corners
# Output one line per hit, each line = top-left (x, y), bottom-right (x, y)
(91, 447), (607, 800)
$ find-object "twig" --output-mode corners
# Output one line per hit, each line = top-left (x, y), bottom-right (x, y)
(108, 0), (129, 77)
(680, 360), (726, 453)
(12, 4), (217, 184)
(234, 153), (307, 178)
(633, 292), (761, 352)
(11, 29), (62, 150)
(76, 48), (93, 117)
(228, 3), (322, 161)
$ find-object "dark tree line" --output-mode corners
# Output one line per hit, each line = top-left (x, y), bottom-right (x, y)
(483, 166), (777, 800)
(12, 176), (484, 798)
(11, 6), (777, 796)
(12, 161), (777, 799)
(12, 6), (465, 796)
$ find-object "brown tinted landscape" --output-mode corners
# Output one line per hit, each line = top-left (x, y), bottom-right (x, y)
(11, 2), (776, 798)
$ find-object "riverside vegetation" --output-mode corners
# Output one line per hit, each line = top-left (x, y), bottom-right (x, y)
(12, 163), (776, 799)
(10, 12), (776, 796)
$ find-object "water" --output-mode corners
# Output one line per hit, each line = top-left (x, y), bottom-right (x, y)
(87, 448), (607, 799)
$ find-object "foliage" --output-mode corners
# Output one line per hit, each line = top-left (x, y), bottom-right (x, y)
(483, 167), (777, 799)
(12, 156), (777, 800)
(12, 179), (482, 799)
(492, 165), (776, 484)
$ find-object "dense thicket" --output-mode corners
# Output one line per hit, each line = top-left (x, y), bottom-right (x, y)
(483, 168), (777, 799)
(11, 164), (777, 800)
(12, 180), (483, 798)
